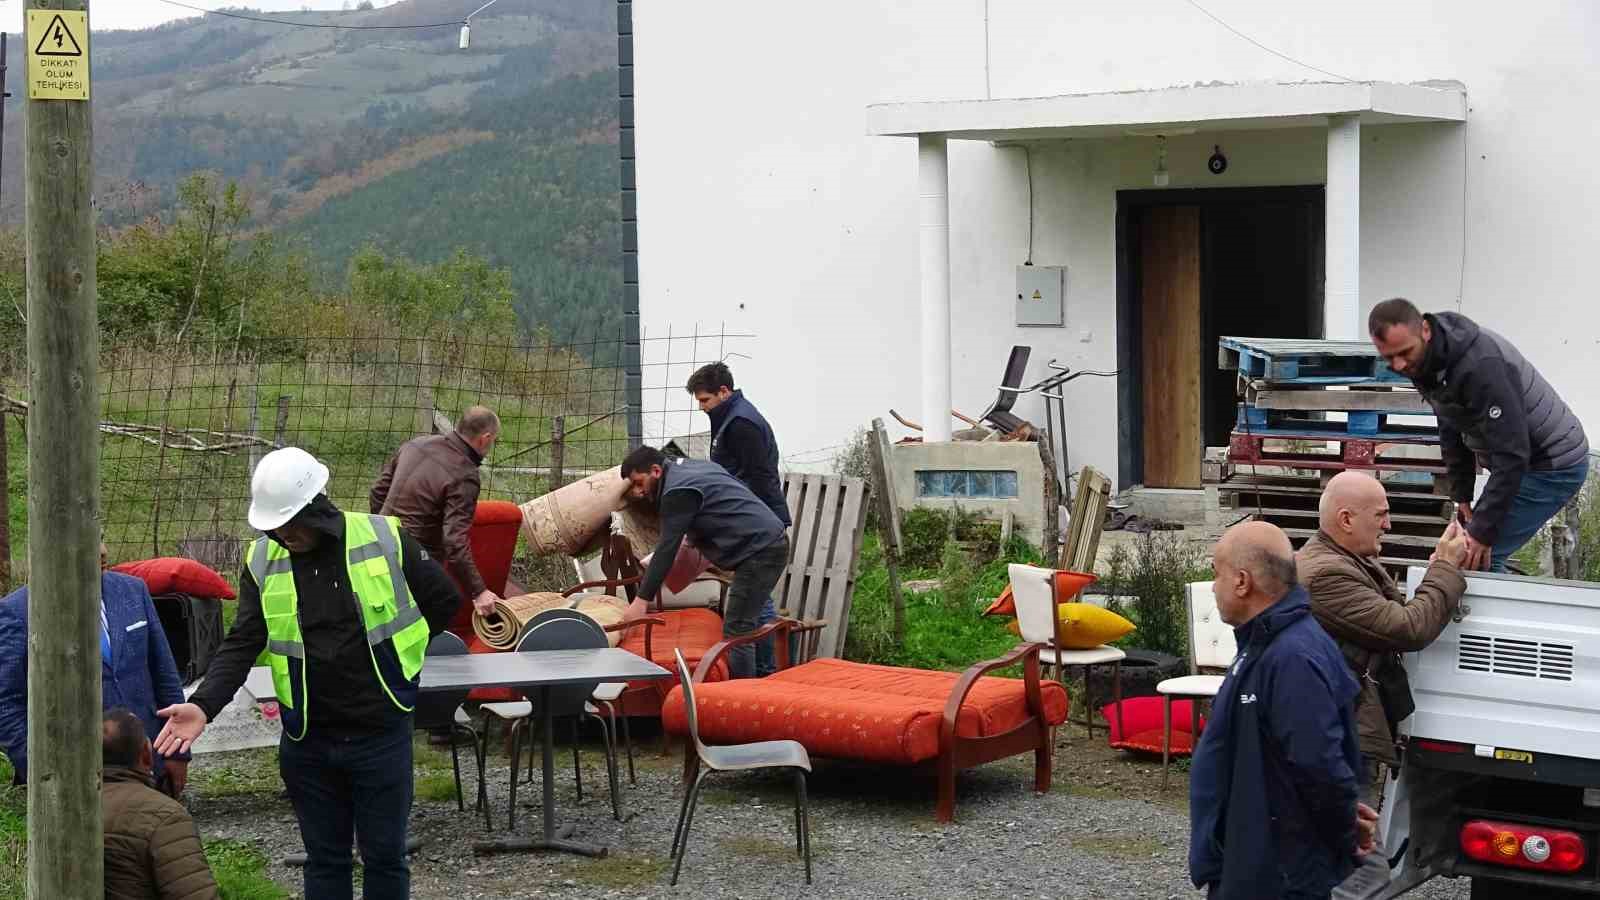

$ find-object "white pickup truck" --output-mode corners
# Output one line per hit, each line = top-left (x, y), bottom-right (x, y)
(1341, 570), (1600, 899)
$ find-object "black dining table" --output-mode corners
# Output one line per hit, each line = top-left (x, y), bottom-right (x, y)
(419, 647), (673, 858)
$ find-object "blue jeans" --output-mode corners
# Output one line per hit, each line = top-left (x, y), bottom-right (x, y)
(279, 716), (414, 900)
(756, 594), (779, 677)
(1489, 460), (1589, 573)
(724, 539), (789, 679)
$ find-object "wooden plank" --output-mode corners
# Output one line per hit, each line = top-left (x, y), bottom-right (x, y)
(1220, 336), (1382, 357)
(1065, 467), (1111, 572)
(1247, 386), (1431, 414)
(1241, 505), (1449, 526)
(868, 419), (903, 552)
(781, 474), (827, 617)
(1141, 205), (1202, 488)
(1218, 472), (1447, 500)
(799, 476), (841, 624)
(776, 472), (808, 613)
(833, 477), (871, 657)
(816, 478), (867, 658)
(1278, 526), (1437, 550)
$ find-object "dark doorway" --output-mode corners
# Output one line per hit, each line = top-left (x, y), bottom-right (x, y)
(1115, 186), (1324, 491)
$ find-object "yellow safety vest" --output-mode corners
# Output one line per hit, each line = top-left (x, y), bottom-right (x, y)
(248, 512), (430, 740)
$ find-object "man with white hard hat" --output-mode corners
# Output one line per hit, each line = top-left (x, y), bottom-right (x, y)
(155, 447), (460, 900)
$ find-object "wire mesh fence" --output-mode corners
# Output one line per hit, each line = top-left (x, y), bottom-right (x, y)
(0, 323), (751, 591)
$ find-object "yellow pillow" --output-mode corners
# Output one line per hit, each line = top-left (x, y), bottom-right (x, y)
(1005, 603), (1135, 648)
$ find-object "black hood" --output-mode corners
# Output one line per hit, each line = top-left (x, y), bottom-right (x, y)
(271, 493), (345, 550)
(1419, 311), (1481, 383)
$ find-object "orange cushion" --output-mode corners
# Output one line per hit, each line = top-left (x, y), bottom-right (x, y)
(618, 608), (729, 687)
(982, 571), (1096, 618)
(772, 658), (1069, 739)
(980, 586), (1015, 617)
(467, 500), (522, 596)
(661, 658), (1069, 765)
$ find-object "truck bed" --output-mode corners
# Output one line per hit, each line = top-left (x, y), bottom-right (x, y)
(1403, 569), (1600, 762)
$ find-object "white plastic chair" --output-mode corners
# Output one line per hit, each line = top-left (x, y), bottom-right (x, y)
(1007, 563), (1126, 739)
(1156, 581), (1237, 790)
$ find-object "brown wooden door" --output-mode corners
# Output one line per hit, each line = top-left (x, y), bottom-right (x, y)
(1139, 205), (1202, 489)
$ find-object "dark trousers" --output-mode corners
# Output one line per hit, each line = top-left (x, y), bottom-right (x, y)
(724, 538), (790, 678)
(279, 715), (414, 900)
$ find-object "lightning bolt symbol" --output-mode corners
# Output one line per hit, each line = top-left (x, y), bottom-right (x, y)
(53, 26), (63, 49)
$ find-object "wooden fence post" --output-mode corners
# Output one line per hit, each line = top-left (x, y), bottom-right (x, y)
(867, 419), (907, 643)
(550, 415), (566, 492)
(1039, 438), (1061, 568)
(24, 0), (104, 893)
(273, 395), (291, 447)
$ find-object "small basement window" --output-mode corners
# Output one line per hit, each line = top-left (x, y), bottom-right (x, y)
(915, 470), (1019, 499)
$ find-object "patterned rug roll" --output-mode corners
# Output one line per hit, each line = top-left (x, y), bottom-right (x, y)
(472, 591), (630, 650)
(519, 466), (629, 557)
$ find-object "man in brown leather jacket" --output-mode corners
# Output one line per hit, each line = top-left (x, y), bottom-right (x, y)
(102, 708), (218, 900)
(1296, 471), (1469, 809)
(371, 406), (500, 628)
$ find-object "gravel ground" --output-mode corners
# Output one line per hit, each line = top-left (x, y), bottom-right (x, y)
(190, 722), (1472, 899)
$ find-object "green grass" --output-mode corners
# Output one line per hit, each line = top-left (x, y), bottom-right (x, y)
(204, 840), (288, 900)
(554, 853), (669, 889)
(414, 772), (460, 804)
(844, 533), (1038, 672)
(194, 749), (281, 799)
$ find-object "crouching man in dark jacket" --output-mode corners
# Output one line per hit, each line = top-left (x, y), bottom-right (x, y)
(1189, 521), (1375, 899)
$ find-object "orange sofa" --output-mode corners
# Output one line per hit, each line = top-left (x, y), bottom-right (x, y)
(662, 623), (1069, 822)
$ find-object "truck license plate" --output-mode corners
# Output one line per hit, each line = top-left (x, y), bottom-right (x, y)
(1493, 749), (1534, 764)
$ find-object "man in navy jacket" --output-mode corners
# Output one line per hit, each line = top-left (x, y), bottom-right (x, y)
(0, 545), (191, 794)
(1189, 522), (1375, 899)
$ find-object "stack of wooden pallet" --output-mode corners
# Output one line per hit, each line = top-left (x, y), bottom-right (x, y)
(1214, 336), (1452, 577)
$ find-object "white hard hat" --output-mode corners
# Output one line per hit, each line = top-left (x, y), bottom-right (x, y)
(248, 447), (330, 532)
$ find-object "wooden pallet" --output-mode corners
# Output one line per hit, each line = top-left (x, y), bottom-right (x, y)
(1242, 381), (1431, 415)
(777, 472), (871, 659)
(1235, 406), (1439, 441)
(1228, 433), (1447, 473)
(1219, 336), (1409, 385)
(1063, 466), (1112, 573)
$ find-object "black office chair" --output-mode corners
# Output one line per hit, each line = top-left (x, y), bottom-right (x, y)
(412, 632), (488, 827)
(977, 345), (1033, 434)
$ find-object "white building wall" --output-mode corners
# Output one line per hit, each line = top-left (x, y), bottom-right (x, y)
(633, 0), (1600, 483)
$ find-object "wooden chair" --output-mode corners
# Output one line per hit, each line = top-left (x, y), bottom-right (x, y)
(1156, 582), (1237, 790)
(1007, 563), (1125, 739)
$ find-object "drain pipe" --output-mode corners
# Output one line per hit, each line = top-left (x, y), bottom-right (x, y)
(619, 0), (643, 448)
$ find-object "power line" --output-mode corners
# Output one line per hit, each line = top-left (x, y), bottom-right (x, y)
(1181, 0), (1356, 83)
(152, 0), (464, 30)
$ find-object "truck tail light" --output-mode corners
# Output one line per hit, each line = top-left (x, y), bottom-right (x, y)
(1460, 820), (1586, 873)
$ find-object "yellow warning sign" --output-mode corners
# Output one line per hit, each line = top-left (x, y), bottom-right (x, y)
(26, 10), (89, 101)
(1031, 289), (1043, 300)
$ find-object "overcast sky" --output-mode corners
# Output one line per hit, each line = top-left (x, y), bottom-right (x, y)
(3, 0), (402, 34)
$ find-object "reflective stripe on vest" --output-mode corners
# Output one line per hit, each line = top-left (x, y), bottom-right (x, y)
(252, 512), (429, 740)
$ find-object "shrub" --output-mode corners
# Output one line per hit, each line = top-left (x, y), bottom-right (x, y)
(1097, 531), (1213, 659)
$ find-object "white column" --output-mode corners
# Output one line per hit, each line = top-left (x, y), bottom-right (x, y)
(1325, 115), (1361, 340)
(918, 134), (953, 443)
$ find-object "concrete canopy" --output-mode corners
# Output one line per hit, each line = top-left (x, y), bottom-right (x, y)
(867, 80), (1465, 141)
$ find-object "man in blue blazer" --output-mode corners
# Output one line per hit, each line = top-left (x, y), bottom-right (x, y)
(0, 544), (191, 795)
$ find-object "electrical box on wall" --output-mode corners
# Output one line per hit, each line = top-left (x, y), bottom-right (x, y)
(1015, 265), (1065, 327)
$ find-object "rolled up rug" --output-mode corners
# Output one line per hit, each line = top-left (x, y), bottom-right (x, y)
(472, 591), (632, 650)
(519, 466), (630, 556)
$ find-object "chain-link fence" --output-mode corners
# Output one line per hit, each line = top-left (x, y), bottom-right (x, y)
(0, 323), (752, 592)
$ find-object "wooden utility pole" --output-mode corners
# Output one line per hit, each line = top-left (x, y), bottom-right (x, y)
(866, 419), (907, 642)
(1039, 438), (1061, 568)
(24, 1), (101, 897)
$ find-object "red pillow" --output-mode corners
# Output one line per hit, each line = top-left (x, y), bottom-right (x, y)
(1100, 696), (1208, 756)
(112, 558), (236, 601)
(983, 570), (1097, 617)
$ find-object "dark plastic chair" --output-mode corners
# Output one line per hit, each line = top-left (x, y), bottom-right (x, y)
(499, 611), (626, 828)
(977, 345), (1032, 433)
(412, 632), (487, 827)
(670, 648), (813, 886)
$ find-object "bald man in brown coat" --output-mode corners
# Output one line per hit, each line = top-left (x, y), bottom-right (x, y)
(1296, 471), (1469, 808)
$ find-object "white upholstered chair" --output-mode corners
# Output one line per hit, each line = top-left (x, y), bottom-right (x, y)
(1155, 582), (1237, 790)
(1007, 563), (1126, 739)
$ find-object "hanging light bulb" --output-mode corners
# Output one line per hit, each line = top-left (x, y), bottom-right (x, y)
(459, 23), (471, 50)
(1153, 136), (1170, 187)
